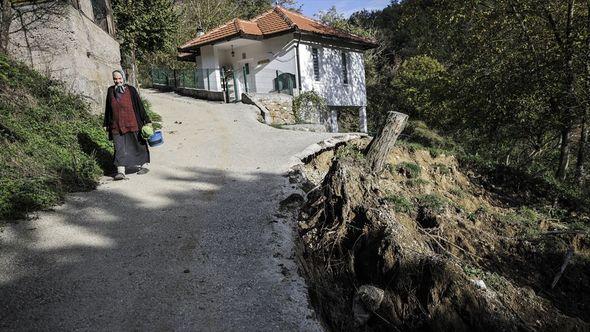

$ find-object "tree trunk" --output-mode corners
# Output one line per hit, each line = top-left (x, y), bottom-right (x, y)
(575, 115), (587, 185)
(556, 126), (572, 181)
(365, 111), (408, 173)
(0, 0), (11, 54)
(129, 46), (139, 88)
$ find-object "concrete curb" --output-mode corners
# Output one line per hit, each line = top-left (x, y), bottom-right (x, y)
(289, 133), (369, 167)
(241, 93), (272, 124)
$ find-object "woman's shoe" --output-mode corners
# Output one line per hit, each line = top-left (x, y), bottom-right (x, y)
(114, 173), (126, 181)
(137, 168), (150, 175)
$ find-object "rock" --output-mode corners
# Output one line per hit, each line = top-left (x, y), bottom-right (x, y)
(280, 193), (305, 208)
(471, 279), (487, 290)
(353, 285), (385, 325)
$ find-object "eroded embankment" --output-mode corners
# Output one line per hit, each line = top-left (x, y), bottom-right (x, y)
(292, 139), (590, 331)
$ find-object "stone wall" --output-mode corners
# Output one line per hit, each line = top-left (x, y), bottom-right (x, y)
(247, 93), (295, 125)
(8, 1), (120, 114)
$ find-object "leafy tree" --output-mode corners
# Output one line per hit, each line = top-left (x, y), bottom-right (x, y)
(359, 0), (590, 185)
(112, 0), (178, 87)
(392, 55), (450, 126)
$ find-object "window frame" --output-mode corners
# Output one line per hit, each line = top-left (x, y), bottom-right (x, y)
(341, 51), (349, 85)
(312, 47), (320, 81)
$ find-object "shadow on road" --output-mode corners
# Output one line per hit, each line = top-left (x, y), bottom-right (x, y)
(0, 167), (304, 330)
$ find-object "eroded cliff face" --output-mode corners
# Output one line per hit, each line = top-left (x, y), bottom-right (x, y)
(8, 2), (120, 113)
(294, 140), (590, 331)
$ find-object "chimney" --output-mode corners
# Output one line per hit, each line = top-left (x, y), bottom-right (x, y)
(196, 27), (204, 37)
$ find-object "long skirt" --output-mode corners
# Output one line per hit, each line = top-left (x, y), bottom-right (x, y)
(113, 131), (150, 167)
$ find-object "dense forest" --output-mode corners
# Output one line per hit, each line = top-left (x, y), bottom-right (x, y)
(356, 0), (590, 189)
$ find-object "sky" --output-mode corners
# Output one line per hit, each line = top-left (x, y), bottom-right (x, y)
(298, 0), (391, 18)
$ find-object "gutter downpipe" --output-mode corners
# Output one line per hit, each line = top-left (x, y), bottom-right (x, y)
(295, 28), (302, 93)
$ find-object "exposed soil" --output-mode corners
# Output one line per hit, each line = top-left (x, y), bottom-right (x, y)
(294, 139), (590, 331)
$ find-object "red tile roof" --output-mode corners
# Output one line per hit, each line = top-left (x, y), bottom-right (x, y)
(179, 6), (377, 51)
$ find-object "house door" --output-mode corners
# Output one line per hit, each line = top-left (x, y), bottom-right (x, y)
(236, 60), (254, 95)
(222, 67), (239, 102)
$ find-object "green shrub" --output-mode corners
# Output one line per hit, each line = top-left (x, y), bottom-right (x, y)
(385, 194), (414, 213)
(417, 194), (449, 213)
(335, 144), (365, 161)
(395, 161), (421, 178)
(432, 163), (452, 175)
(0, 54), (112, 220)
(292, 90), (327, 124)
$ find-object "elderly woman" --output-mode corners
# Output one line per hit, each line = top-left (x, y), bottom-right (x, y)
(103, 70), (151, 180)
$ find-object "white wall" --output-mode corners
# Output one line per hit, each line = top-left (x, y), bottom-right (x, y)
(216, 34), (297, 95)
(196, 34), (368, 107)
(299, 42), (367, 107)
(200, 45), (222, 91)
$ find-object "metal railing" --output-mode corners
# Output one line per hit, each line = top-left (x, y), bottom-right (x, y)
(151, 67), (223, 91)
(151, 66), (297, 102)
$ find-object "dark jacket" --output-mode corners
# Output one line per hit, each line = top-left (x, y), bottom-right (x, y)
(104, 84), (151, 141)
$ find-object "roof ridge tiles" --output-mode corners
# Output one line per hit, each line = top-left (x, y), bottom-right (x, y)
(233, 18), (242, 33)
(180, 19), (236, 48)
(273, 5), (296, 29)
(179, 5), (377, 51)
(250, 7), (275, 22)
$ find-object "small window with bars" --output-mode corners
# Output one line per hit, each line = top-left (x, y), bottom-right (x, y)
(341, 52), (349, 85)
(312, 48), (320, 81)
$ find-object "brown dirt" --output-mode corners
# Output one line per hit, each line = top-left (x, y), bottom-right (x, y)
(296, 139), (590, 331)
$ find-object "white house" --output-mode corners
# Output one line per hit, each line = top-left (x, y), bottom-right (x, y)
(176, 6), (377, 132)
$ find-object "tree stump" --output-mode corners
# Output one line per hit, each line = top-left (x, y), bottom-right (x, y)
(365, 111), (408, 173)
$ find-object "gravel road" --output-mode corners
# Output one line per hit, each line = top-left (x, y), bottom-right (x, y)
(0, 90), (337, 331)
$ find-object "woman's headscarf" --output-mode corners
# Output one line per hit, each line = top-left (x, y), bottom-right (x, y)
(112, 70), (126, 96)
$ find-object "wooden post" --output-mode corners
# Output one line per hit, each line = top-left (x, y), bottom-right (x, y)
(365, 111), (408, 173)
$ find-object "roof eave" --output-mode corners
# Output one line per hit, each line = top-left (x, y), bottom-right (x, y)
(296, 30), (378, 50)
(178, 33), (265, 52)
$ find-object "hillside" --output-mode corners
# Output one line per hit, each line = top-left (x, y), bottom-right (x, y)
(295, 123), (590, 331)
(0, 55), (113, 220)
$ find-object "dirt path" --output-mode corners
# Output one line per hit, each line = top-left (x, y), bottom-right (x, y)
(0, 90), (337, 331)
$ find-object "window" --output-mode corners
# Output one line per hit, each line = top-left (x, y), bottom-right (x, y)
(341, 52), (348, 84)
(312, 48), (320, 81)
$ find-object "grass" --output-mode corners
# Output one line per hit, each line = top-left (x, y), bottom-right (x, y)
(449, 187), (466, 198)
(405, 178), (430, 187)
(335, 144), (365, 161)
(0, 54), (113, 220)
